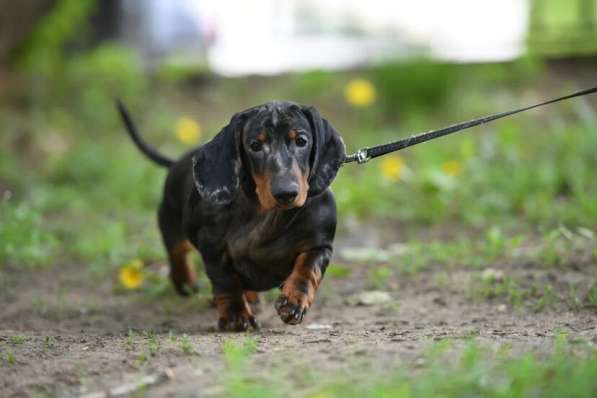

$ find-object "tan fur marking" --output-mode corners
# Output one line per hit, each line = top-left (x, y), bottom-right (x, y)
(288, 129), (297, 140)
(243, 290), (261, 313)
(292, 162), (309, 207)
(214, 292), (256, 328)
(281, 252), (322, 310)
(243, 290), (260, 304)
(253, 173), (278, 212)
(169, 240), (197, 288)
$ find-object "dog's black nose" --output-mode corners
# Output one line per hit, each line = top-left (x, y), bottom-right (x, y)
(273, 189), (298, 205)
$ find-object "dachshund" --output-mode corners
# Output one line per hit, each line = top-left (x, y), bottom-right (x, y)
(117, 101), (346, 331)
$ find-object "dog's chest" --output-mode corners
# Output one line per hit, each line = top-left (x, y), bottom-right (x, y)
(227, 214), (294, 262)
(225, 213), (298, 286)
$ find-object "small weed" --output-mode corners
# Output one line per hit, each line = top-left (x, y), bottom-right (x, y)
(4, 351), (16, 366)
(221, 338), (274, 398)
(148, 341), (159, 356)
(223, 338), (257, 370)
(535, 226), (594, 268)
(44, 336), (56, 349)
(585, 282), (597, 309)
(179, 334), (196, 355)
(368, 266), (392, 289)
(127, 329), (136, 346)
(146, 331), (160, 356)
(472, 276), (526, 307)
(567, 282), (583, 309)
(9, 335), (25, 345)
(532, 284), (558, 312)
(326, 264), (352, 278)
(483, 226), (506, 260)
(168, 330), (177, 343)
(136, 352), (148, 367)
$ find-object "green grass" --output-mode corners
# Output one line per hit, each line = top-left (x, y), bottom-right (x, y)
(471, 276), (527, 308)
(325, 264), (352, 278)
(216, 336), (597, 398)
(340, 226), (594, 280)
(1, 47), (595, 297)
(0, 200), (58, 268)
(334, 115), (597, 227)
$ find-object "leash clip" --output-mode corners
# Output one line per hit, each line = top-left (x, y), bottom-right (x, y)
(355, 147), (370, 164)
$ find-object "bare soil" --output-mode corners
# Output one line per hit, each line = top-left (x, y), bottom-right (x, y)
(1, 231), (596, 397)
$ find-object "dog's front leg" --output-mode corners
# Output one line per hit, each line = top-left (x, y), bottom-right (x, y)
(204, 259), (259, 332)
(214, 288), (259, 332)
(275, 249), (331, 325)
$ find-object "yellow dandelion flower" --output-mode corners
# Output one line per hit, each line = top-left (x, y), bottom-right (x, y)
(380, 155), (405, 181)
(441, 160), (463, 177)
(175, 117), (202, 145)
(344, 78), (376, 107)
(119, 259), (144, 290)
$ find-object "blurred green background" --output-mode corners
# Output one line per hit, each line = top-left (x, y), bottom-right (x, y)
(0, 0), (596, 272)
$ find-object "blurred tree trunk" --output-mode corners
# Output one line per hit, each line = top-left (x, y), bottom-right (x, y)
(89, 0), (120, 44)
(579, 0), (595, 29)
(0, 0), (56, 66)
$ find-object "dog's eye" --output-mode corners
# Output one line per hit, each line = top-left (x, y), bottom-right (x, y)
(295, 136), (308, 147)
(249, 141), (263, 152)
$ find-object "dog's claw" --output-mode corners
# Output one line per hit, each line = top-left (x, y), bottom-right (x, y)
(249, 317), (260, 330)
(275, 293), (309, 325)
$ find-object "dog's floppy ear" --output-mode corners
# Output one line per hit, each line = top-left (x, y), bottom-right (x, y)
(302, 106), (346, 196)
(192, 112), (247, 205)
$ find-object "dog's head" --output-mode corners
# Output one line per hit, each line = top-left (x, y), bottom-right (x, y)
(192, 101), (345, 210)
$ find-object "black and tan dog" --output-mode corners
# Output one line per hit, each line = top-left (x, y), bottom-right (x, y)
(117, 101), (345, 331)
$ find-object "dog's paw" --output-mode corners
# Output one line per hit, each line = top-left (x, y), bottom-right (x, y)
(218, 312), (259, 332)
(275, 292), (310, 325)
(216, 295), (260, 332)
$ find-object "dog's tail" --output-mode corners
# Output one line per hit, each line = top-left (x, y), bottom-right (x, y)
(116, 100), (174, 168)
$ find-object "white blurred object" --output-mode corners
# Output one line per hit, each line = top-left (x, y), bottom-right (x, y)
(120, 0), (530, 75)
(306, 323), (333, 330)
(347, 291), (393, 306)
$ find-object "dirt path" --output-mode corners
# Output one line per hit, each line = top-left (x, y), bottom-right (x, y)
(1, 231), (596, 397)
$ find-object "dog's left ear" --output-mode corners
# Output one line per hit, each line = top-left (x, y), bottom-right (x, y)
(302, 106), (346, 196)
(191, 112), (248, 205)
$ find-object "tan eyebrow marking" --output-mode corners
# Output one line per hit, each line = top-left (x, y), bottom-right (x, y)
(257, 131), (267, 142)
(288, 129), (297, 140)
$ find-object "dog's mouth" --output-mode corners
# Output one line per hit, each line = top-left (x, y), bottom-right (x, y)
(274, 201), (302, 211)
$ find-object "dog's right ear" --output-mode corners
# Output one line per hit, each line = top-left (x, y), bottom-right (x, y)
(192, 112), (248, 205)
(301, 106), (346, 196)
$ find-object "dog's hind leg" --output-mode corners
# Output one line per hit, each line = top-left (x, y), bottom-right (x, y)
(158, 202), (199, 296)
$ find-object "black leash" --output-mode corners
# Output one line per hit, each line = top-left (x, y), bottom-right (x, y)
(344, 85), (597, 164)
